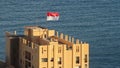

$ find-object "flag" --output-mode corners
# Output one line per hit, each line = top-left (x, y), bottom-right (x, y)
(47, 12), (59, 21)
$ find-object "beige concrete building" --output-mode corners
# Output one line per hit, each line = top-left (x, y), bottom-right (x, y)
(5, 26), (89, 68)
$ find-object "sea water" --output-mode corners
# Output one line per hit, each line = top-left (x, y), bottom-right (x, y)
(0, 0), (120, 68)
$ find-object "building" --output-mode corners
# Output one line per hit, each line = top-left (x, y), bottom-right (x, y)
(5, 26), (89, 68)
(0, 60), (14, 68)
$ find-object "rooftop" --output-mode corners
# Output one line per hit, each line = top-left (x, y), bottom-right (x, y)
(6, 26), (88, 46)
(25, 26), (47, 29)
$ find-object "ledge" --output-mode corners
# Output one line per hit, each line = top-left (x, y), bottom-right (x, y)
(0, 61), (14, 68)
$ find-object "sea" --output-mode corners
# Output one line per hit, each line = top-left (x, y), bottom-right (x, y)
(0, 0), (120, 68)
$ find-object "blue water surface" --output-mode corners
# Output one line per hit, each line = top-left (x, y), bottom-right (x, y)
(0, 0), (120, 68)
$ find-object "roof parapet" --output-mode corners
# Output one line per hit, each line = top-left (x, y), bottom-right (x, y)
(80, 41), (83, 44)
(68, 36), (71, 42)
(60, 33), (64, 39)
(65, 35), (68, 41)
(55, 31), (75, 44)
(72, 37), (74, 43)
(14, 31), (16, 35)
(55, 31), (87, 44)
(76, 39), (79, 44)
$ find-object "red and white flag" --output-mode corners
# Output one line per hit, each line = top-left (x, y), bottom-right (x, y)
(47, 12), (59, 21)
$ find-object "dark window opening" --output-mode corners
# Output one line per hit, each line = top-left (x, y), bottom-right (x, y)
(58, 57), (61, 64)
(76, 56), (79, 64)
(42, 58), (48, 62)
(44, 34), (47, 38)
(25, 61), (31, 68)
(51, 58), (54, 62)
(25, 51), (31, 60)
(85, 64), (87, 68)
(85, 55), (87, 63)
(42, 47), (43, 54)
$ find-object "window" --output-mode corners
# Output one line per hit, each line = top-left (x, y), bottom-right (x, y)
(59, 67), (61, 68)
(25, 61), (31, 68)
(42, 47), (43, 54)
(58, 57), (61, 64)
(44, 34), (47, 38)
(51, 58), (54, 62)
(85, 64), (87, 68)
(41, 58), (48, 62)
(76, 56), (79, 64)
(25, 51), (31, 60)
(85, 55), (87, 63)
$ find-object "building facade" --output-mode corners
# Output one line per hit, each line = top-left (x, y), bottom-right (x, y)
(5, 26), (89, 68)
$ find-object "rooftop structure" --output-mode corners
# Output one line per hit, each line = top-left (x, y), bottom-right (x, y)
(5, 26), (89, 68)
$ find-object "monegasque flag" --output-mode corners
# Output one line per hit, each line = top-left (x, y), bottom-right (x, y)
(47, 12), (59, 21)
